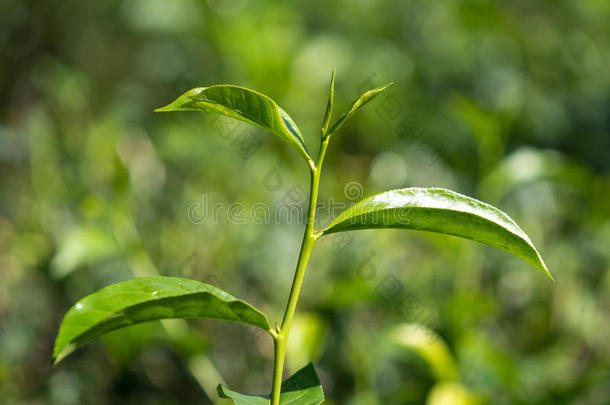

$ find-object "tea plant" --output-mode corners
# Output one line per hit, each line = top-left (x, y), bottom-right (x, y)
(52, 71), (552, 404)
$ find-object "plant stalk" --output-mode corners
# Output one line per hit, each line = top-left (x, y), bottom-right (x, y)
(270, 136), (330, 405)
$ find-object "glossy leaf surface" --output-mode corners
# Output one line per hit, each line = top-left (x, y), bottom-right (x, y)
(218, 363), (324, 405)
(327, 82), (392, 135)
(322, 187), (552, 279)
(156, 85), (311, 162)
(53, 277), (271, 364)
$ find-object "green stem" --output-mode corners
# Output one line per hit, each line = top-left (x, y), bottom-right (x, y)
(270, 137), (330, 405)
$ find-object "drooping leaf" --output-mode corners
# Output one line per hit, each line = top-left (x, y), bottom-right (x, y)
(217, 363), (324, 405)
(322, 187), (552, 279)
(388, 324), (458, 381)
(320, 69), (335, 136)
(327, 82), (392, 136)
(156, 85), (311, 162)
(52, 276), (272, 364)
(286, 313), (327, 372)
(50, 224), (120, 279)
(427, 382), (479, 405)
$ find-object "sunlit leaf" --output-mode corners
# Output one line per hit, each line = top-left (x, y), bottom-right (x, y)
(427, 382), (479, 405)
(479, 147), (591, 203)
(327, 82), (392, 136)
(156, 85), (311, 162)
(322, 187), (552, 279)
(388, 324), (458, 381)
(286, 313), (327, 373)
(50, 224), (119, 279)
(52, 276), (272, 364)
(218, 363), (324, 405)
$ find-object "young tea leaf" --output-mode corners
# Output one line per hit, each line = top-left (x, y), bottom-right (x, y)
(52, 276), (272, 364)
(156, 85), (311, 163)
(326, 82), (393, 136)
(322, 187), (552, 279)
(218, 363), (324, 405)
(320, 69), (336, 137)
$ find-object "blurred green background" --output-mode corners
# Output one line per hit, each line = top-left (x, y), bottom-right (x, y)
(1, 0), (609, 404)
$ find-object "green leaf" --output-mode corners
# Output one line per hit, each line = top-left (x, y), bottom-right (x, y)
(156, 85), (311, 163)
(327, 82), (392, 136)
(322, 187), (552, 279)
(274, 363), (324, 405)
(388, 324), (458, 381)
(320, 69), (335, 136)
(217, 387), (268, 405)
(52, 276), (272, 364)
(218, 363), (324, 405)
(427, 382), (479, 405)
(50, 224), (120, 279)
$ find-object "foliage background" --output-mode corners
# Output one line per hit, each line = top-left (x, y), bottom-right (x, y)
(1, 0), (609, 404)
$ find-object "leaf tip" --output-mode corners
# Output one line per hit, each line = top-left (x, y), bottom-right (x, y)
(321, 70), (337, 136)
(50, 342), (75, 366)
(329, 69), (336, 92)
(154, 105), (172, 112)
(534, 253), (554, 281)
